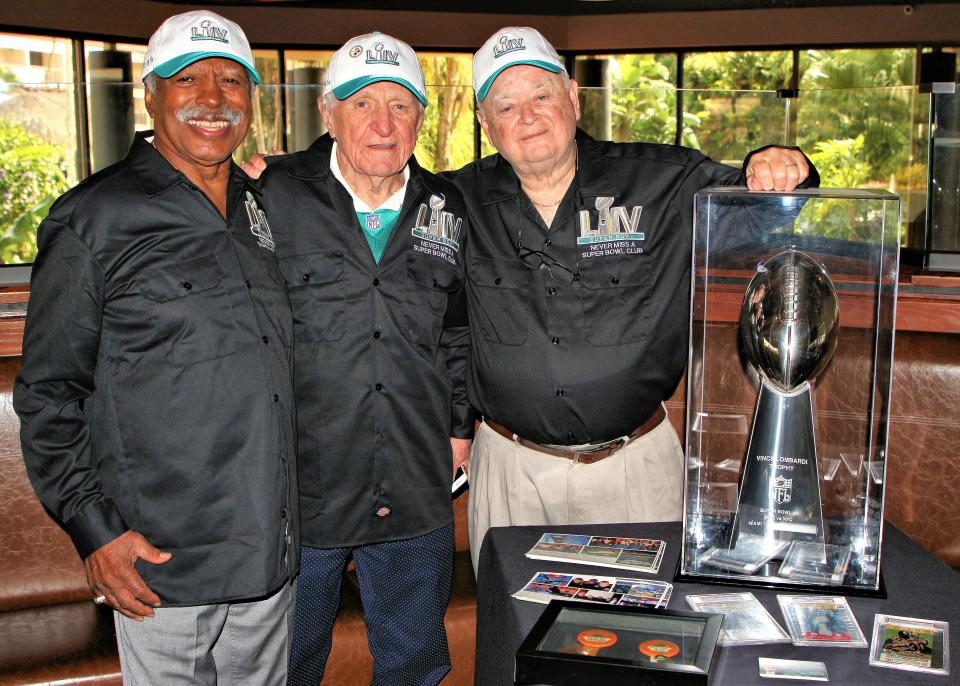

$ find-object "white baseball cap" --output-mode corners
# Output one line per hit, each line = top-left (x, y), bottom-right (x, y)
(473, 27), (566, 101)
(142, 10), (261, 85)
(323, 32), (428, 107)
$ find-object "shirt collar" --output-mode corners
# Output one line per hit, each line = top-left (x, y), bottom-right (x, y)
(329, 141), (409, 214)
(127, 130), (260, 199)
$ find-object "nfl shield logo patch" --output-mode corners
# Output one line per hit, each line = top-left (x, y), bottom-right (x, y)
(366, 213), (382, 231)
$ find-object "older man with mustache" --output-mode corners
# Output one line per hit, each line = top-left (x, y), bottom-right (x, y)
(14, 11), (298, 684)
(452, 27), (819, 574)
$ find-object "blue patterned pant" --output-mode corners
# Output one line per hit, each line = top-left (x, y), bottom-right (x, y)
(288, 523), (455, 685)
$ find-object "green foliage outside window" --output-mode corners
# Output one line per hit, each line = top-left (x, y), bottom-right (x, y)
(0, 118), (69, 263)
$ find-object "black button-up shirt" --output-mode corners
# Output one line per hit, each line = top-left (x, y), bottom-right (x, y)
(14, 132), (298, 606)
(260, 135), (472, 549)
(449, 131), (818, 446)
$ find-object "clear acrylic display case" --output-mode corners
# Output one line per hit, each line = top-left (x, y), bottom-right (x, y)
(678, 188), (901, 595)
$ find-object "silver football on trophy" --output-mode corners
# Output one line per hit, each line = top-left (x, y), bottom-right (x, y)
(739, 249), (839, 393)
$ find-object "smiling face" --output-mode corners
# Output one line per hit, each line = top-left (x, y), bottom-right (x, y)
(321, 80), (424, 185)
(145, 57), (252, 178)
(478, 64), (580, 177)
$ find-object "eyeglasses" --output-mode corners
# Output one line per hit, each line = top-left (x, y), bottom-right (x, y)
(517, 245), (580, 286)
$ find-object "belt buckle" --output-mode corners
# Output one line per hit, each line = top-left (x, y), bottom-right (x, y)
(573, 438), (624, 464)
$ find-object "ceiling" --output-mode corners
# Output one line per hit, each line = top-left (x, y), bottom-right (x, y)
(157, 0), (959, 16)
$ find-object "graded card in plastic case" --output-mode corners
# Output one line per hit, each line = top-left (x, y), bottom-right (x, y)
(869, 614), (949, 676)
(685, 592), (790, 646)
(777, 594), (867, 648)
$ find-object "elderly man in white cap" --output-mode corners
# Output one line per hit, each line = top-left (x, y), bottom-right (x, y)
(452, 27), (820, 574)
(14, 10), (298, 684)
(257, 32), (472, 685)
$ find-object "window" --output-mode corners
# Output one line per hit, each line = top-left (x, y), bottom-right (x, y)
(0, 32), (77, 264)
(682, 50), (793, 163)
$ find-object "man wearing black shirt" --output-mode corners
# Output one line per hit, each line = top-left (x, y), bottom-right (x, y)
(14, 11), (298, 683)
(452, 27), (818, 573)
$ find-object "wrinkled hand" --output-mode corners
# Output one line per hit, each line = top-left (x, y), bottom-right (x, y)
(240, 150), (285, 180)
(451, 438), (472, 479)
(745, 147), (810, 191)
(84, 530), (172, 620)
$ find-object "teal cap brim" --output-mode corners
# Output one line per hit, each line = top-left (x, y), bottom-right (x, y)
(476, 60), (563, 101)
(151, 52), (262, 85)
(331, 76), (429, 107)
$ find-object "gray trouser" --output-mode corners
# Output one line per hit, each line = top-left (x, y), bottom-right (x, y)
(114, 580), (295, 685)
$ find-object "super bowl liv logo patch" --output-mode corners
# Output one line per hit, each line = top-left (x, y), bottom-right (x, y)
(245, 192), (274, 252)
(493, 35), (525, 58)
(411, 194), (462, 266)
(191, 20), (229, 44)
(367, 43), (399, 66)
(578, 196), (645, 259)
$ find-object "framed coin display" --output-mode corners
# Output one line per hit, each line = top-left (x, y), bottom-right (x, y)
(515, 600), (722, 685)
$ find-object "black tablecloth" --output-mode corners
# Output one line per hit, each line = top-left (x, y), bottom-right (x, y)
(475, 522), (960, 685)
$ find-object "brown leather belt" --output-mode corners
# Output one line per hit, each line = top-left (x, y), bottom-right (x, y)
(484, 405), (667, 465)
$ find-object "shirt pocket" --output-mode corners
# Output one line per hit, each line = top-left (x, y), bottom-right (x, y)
(576, 255), (654, 346)
(136, 253), (243, 366)
(468, 256), (532, 346)
(403, 252), (461, 357)
(279, 251), (345, 343)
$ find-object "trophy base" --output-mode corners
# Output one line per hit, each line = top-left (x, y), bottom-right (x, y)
(731, 380), (825, 547)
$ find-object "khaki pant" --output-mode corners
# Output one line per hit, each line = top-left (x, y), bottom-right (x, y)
(467, 412), (685, 575)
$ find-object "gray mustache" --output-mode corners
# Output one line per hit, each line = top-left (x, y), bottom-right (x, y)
(175, 105), (244, 126)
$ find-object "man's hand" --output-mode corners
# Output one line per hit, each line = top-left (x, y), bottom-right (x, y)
(240, 150), (285, 180)
(84, 530), (172, 620)
(745, 148), (810, 191)
(451, 437), (472, 478)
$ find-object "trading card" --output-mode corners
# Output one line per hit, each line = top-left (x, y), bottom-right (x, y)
(777, 595), (867, 647)
(686, 592), (789, 645)
(758, 657), (828, 680)
(778, 542), (851, 585)
(869, 614), (949, 675)
(699, 533), (789, 574)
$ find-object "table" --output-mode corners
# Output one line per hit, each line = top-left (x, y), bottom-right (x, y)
(475, 522), (960, 685)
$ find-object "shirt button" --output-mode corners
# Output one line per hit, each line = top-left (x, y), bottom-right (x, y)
(567, 432), (576, 442)
(547, 287), (557, 296)
(375, 383), (383, 391)
(556, 389), (565, 397)
(376, 506), (391, 518)
(494, 277), (502, 285)
(544, 239), (552, 247)
(281, 508), (287, 519)
(302, 273), (311, 282)
(273, 394), (279, 403)
(262, 336), (269, 345)
(552, 337), (560, 345)
(245, 280), (252, 289)
(373, 331), (381, 339)
(373, 278), (380, 286)
(611, 276), (621, 285)
(182, 282), (192, 291)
